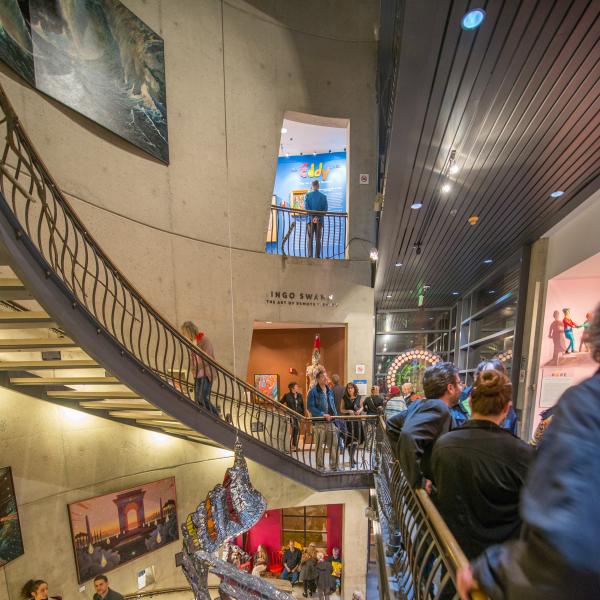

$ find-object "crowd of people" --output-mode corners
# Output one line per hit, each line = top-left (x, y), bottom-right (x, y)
(386, 305), (600, 600)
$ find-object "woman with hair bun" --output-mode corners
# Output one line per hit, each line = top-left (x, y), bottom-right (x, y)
(431, 368), (533, 561)
(21, 580), (60, 600)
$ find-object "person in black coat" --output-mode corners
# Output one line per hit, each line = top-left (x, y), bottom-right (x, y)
(280, 382), (304, 449)
(432, 369), (532, 560)
(457, 304), (600, 600)
(387, 362), (463, 488)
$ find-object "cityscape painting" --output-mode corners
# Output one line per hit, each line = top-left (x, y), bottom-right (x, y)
(0, 466), (25, 567)
(68, 477), (178, 583)
(0, 0), (168, 163)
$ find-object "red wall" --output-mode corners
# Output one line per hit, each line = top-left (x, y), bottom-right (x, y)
(238, 504), (343, 557)
(246, 327), (347, 399)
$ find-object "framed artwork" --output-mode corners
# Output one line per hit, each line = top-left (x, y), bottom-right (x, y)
(254, 373), (279, 402)
(0, 466), (25, 567)
(0, 0), (169, 163)
(67, 476), (178, 583)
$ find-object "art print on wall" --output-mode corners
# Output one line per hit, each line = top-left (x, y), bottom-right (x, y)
(68, 477), (178, 583)
(0, 466), (25, 567)
(254, 373), (279, 402)
(0, 0), (168, 163)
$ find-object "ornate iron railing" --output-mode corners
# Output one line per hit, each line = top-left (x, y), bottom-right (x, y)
(0, 84), (374, 475)
(374, 417), (489, 600)
(266, 204), (347, 259)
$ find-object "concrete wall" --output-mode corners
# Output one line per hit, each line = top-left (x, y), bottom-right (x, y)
(0, 0), (378, 382)
(0, 389), (370, 600)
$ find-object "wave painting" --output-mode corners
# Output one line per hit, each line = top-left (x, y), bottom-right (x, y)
(0, 0), (168, 163)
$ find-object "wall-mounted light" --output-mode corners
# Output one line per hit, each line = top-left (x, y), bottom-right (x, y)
(369, 248), (379, 261)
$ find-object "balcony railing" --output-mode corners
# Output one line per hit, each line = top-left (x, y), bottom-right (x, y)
(266, 205), (347, 259)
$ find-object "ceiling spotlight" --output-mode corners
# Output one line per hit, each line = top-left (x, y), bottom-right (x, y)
(441, 184), (452, 193)
(483, 258), (493, 264)
(395, 262), (403, 267)
(281, 127), (287, 134)
(369, 248), (379, 262)
(468, 215), (479, 225)
(449, 164), (460, 175)
(461, 8), (486, 30)
(452, 291), (460, 296)
(489, 290), (496, 294)
(386, 294), (392, 299)
(411, 202), (423, 209)
(550, 190), (564, 198)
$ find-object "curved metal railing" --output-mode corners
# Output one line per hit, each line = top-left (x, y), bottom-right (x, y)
(0, 84), (377, 474)
(374, 417), (489, 599)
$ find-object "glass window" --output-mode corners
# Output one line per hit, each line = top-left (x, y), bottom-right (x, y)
(376, 310), (450, 332)
(282, 505), (328, 548)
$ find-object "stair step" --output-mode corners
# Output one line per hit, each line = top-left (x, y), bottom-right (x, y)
(47, 390), (139, 399)
(0, 278), (31, 300)
(0, 311), (56, 328)
(79, 399), (153, 410)
(137, 419), (190, 430)
(0, 359), (99, 370)
(108, 410), (170, 419)
(11, 376), (120, 385)
(0, 337), (76, 350)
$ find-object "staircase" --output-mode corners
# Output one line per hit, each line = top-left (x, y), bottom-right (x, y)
(0, 86), (375, 490)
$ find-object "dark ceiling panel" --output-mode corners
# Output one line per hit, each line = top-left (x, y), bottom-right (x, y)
(376, 0), (600, 309)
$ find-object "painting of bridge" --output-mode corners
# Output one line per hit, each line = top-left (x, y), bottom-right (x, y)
(68, 476), (178, 583)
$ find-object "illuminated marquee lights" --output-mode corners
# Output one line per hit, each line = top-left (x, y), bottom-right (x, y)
(496, 349), (513, 363)
(386, 349), (442, 388)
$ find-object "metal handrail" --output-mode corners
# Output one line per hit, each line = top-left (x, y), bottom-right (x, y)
(375, 417), (489, 599)
(0, 84), (377, 475)
(266, 204), (348, 259)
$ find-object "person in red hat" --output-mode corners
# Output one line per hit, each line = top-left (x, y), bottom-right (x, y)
(384, 384), (406, 420)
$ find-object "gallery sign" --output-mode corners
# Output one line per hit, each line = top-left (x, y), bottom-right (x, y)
(266, 290), (338, 308)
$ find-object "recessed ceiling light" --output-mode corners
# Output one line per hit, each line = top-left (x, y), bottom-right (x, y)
(281, 127), (287, 134)
(483, 258), (493, 264)
(489, 290), (496, 294)
(411, 202), (423, 209)
(441, 184), (452, 193)
(550, 190), (564, 198)
(452, 291), (460, 295)
(461, 8), (486, 30)
(386, 294), (392, 298)
(395, 262), (403, 267)
(449, 164), (460, 175)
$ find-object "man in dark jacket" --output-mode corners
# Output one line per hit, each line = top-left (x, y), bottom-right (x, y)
(93, 576), (123, 600)
(432, 369), (532, 560)
(280, 382), (304, 449)
(280, 539), (302, 586)
(457, 305), (600, 600)
(387, 362), (463, 487)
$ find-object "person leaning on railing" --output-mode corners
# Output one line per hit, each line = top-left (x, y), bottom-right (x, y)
(307, 369), (339, 470)
(304, 180), (327, 259)
(431, 369), (533, 561)
(457, 304), (600, 600)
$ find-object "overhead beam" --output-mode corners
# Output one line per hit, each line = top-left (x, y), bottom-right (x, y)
(0, 311), (56, 328)
(11, 376), (120, 385)
(0, 337), (76, 350)
(0, 359), (99, 370)
(47, 390), (140, 399)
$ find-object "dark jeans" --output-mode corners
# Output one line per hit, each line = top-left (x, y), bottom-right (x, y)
(306, 220), (323, 258)
(304, 579), (316, 595)
(195, 376), (219, 415)
(281, 567), (299, 584)
(291, 417), (300, 447)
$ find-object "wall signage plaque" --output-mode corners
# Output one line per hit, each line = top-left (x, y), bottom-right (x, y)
(265, 290), (338, 308)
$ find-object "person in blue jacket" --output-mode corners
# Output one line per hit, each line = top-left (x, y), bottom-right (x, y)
(457, 305), (600, 600)
(307, 369), (339, 470)
(304, 180), (328, 258)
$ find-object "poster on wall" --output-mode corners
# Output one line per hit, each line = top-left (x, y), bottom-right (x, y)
(254, 373), (279, 402)
(269, 151), (347, 258)
(67, 477), (178, 583)
(0, 0), (169, 163)
(0, 466), (25, 567)
(540, 375), (573, 408)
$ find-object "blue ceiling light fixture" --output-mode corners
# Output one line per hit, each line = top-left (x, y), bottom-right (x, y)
(483, 258), (493, 264)
(411, 202), (423, 209)
(461, 8), (486, 30)
(550, 190), (564, 198)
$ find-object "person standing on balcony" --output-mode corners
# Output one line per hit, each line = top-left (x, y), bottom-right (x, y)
(304, 180), (327, 258)
(280, 382), (304, 450)
(181, 321), (219, 415)
(387, 362), (463, 488)
(457, 305), (600, 600)
(307, 369), (339, 470)
(331, 374), (345, 413)
(431, 369), (532, 560)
